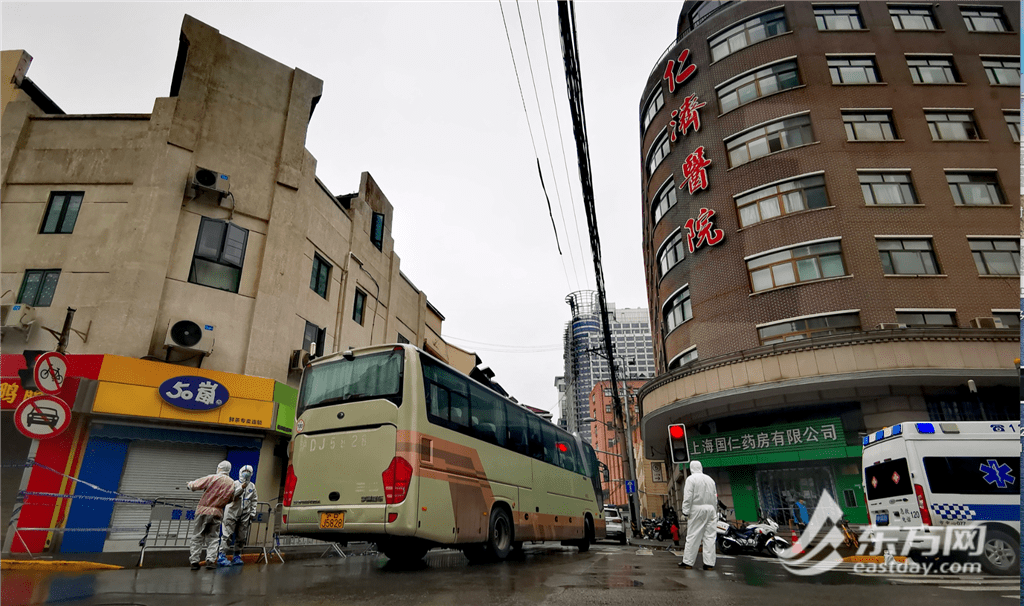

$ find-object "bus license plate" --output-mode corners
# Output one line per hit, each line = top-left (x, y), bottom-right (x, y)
(320, 512), (345, 529)
(875, 513), (889, 526)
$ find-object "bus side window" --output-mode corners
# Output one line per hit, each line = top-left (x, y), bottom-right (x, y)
(540, 424), (559, 466)
(527, 415), (545, 461)
(569, 441), (586, 476)
(505, 403), (530, 456)
(451, 391), (470, 429)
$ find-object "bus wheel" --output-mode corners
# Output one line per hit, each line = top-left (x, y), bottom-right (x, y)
(576, 517), (593, 553)
(979, 529), (1018, 576)
(487, 507), (513, 561)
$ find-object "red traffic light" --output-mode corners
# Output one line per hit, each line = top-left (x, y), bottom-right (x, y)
(669, 425), (685, 440)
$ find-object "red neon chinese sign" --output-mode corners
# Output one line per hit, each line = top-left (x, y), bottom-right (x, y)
(662, 49), (697, 94)
(669, 93), (706, 142)
(680, 146), (712, 195)
(684, 208), (724, 254)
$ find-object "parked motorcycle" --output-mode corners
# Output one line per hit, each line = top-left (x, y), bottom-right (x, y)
(716, 505), (790, 557)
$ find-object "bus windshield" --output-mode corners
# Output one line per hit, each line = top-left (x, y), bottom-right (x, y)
(297, 350), (404, 416)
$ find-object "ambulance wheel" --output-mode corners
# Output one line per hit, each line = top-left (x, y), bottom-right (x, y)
(979, 529), (1017, 576)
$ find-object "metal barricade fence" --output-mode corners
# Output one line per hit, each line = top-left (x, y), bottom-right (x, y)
(138, 500), (282, 566)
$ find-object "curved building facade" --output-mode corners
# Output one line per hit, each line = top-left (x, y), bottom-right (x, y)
(636, 1), (1018, 524)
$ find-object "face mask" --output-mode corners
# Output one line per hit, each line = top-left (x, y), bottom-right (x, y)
(241, 472), (252, 482)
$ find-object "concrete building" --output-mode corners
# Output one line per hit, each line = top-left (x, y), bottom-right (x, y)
(0, 16), (477, 555)
(588, 379), (668, 517)
(637, 2), (1018, 525)
(560, 291), (655, 444)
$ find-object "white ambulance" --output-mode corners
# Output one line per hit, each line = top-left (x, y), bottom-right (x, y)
(861, 420), (1020, 575)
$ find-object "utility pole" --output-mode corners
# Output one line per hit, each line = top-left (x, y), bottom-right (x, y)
(558, 0), (641, 537)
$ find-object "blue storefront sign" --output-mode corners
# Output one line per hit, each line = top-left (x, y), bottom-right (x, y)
(158, 376), (230, 411)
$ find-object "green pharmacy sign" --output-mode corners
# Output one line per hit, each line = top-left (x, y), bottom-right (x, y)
(686, 417), (848, 468)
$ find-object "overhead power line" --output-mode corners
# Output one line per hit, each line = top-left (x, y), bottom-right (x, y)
(498, 0), (576, 292)
(535, 0), (593, 292)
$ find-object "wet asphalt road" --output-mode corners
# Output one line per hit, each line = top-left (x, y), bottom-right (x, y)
(2, 541), (1017, 605)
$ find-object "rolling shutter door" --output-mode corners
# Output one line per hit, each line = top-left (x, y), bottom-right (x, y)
(106, 441), (226, 543)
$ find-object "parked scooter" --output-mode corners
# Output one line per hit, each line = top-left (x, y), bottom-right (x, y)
(715, 503), (790, 557)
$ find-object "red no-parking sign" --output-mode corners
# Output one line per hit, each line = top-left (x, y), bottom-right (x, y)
(33, 351), (69, 395)
(14, 395), (72, 439)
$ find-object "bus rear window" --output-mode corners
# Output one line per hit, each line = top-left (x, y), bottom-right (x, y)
(924, 457), (1019, 495)
(297, 350), (404, 416)
(864, 458), (913, 500)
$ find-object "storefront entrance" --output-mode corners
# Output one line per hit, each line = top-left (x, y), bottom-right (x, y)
(755, 464), (837, 526)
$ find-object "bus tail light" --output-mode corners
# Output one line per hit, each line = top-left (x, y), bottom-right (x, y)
(283, 464), (298, 507)
(388, 513), (398, 523)
(914, 484), (931, 526)
(382, 456), (413, 504)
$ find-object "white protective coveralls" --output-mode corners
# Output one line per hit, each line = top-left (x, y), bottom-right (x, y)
(219, 465), (258, 565)
(680, 460), (718, 568)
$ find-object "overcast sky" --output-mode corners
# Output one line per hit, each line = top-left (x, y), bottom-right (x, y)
(2, 1), (683, 419)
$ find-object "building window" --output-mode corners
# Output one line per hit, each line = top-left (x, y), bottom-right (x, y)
(397, 333), (410, 344)
(726, 114), (814, 168)
(877, 238), (939, 275)
(16, 269), (60, 307)
(40, 192), (84, 234)
(606, 404), (612, 413)
(906, 56), (961, 83)
(814, 5), (865, 30)
(189, 217), (248, 293)
(889, 5), (938, 30)
(709, 8), (788, 63)
(757, 311), (861, 345)
(641, 88), (665, 135)
(668, 346), (698, 370)
(1004, 111), (1020, 142)
(827, 56), (880, 84)
(992, 311), (1020, 329)
(371, 212), (385, 251)
(946, 171), (1004, 205)
(735, 173), (828, 228)
(969, 238), (1019, 276)
(646, 131), (670, 177)
(961, 6), (1010, 32)
(925, 111), (981, 141)
(747, 239), (846, 292)
(663, 285), (692, 333)
(310, 254), (330, 299)
(687, 1), (737, 30)
(657, 230), (685, 278)
(843, 111), (897, 141)
(859, 171), (918, 205)
(353, 289), (367, 325)
(716, 59), (800, 113)
(303, 321), (326, 358)
(895, 310), (956, 327)
(981, 57), (1020, 85)
(651, 178), (678, 225)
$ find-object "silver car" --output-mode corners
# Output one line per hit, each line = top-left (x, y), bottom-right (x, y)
(603, 508), (626, 544)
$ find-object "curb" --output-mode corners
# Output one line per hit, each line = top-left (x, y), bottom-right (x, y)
(1, 560), (123, 572)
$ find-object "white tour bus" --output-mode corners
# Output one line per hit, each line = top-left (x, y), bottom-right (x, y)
(280, 344), (606, 563)
(862, 420), (1020, 575)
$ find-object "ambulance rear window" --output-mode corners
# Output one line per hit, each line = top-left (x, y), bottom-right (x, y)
(865, 459), (913, 500)
(923, 457), (1019, 495)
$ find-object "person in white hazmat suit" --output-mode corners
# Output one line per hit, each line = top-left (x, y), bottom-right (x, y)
(678, 460), (718, 570)
(218, 464), (258, 566)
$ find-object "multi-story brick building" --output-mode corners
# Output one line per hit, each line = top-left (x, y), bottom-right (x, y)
(637, 2), (1018, 526)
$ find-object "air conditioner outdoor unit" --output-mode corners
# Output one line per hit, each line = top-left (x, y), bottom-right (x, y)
(289, 349), (311, 372)
(164, 318), (215, 355)
(1, 304), (36, 328)
(191, 167), (230, 196)
(876, 323), (907, 330)
(970, 317), (998, 329)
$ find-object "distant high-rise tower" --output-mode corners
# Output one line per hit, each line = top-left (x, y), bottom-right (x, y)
(561, 291), (655, 444)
